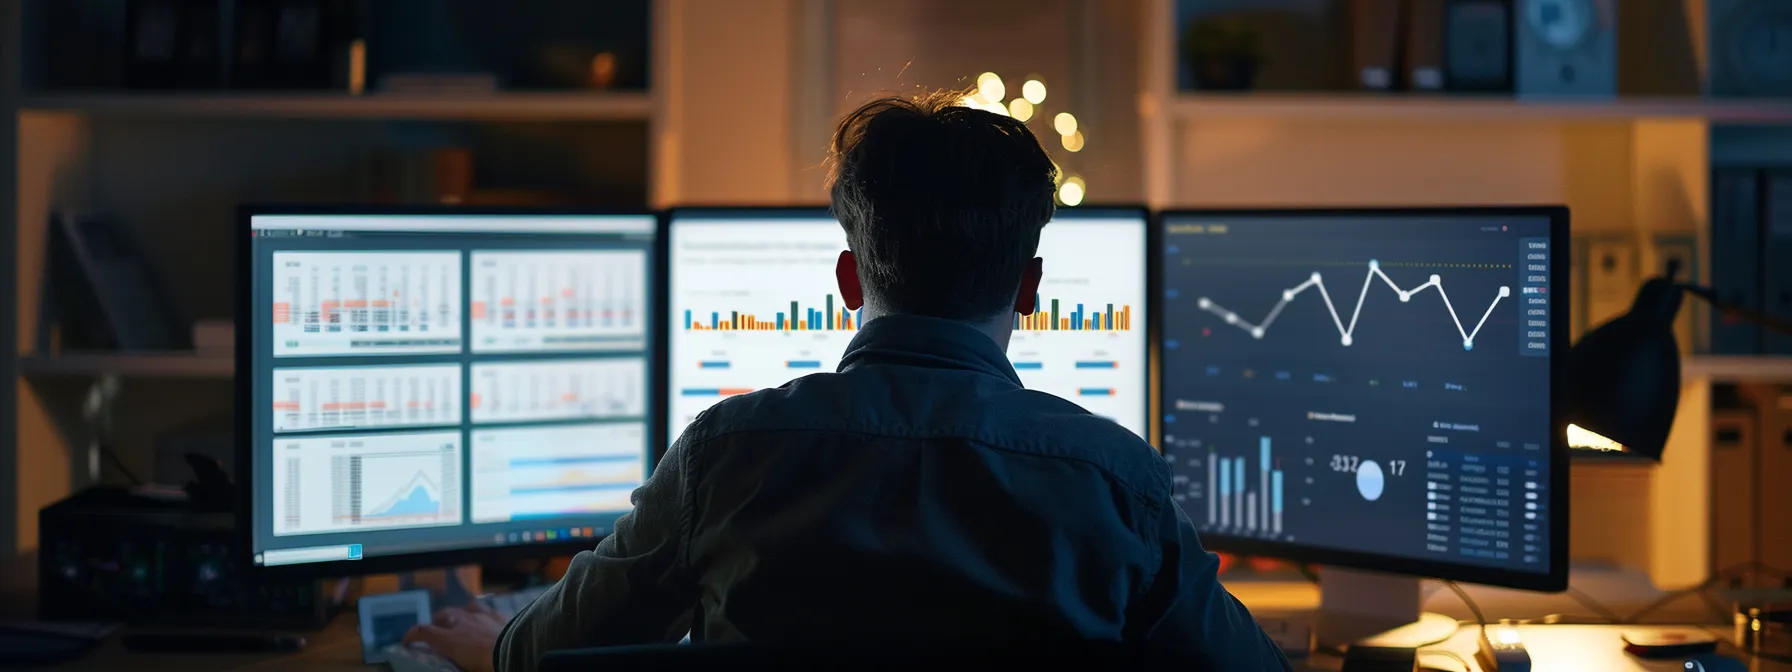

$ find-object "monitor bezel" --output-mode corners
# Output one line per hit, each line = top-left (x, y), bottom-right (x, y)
(237, 204), (671, 579)
(664, 203), (1156, 446)
(1153, 205), (1571, 593)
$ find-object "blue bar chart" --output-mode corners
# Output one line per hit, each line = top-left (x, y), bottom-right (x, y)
(1208, 436), (1284, 535)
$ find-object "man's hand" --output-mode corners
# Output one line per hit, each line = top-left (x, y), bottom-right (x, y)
(404, 601), (509, 672)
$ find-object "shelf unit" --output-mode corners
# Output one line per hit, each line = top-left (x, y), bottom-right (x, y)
(17, 352), (233, 379)
(21, 92), (655, 121)
(1168, 93), (1792, 124)
(1682, 355), (1792, 383)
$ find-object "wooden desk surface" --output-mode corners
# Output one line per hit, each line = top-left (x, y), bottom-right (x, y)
(7, 552), (1788, 671)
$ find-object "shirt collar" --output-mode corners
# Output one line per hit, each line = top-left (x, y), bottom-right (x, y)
(838, 314), (1022, 386)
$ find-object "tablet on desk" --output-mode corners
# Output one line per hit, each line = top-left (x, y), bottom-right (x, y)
(359, 590), (430, 664)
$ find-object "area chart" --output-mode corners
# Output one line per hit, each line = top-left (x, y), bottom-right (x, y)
(271, 430), (463, 537)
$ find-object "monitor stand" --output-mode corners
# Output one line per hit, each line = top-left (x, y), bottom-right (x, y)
(1315, 567), (1461, 650)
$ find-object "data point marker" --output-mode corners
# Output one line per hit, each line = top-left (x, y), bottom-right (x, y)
(1310, 272), (1322, 282)
(1499, 286), (1511, 297)
(1399, 292), (1411, 303)
(1197, 297), (1211, 309)
(1225, 314), (1238, 325)
(1282, 289), (1294, 301)
(1463, 341), (1474, 350)
(1251, 328), (1265, 339)
(1429, 274), (1441, 284)
(1368, 259), (1379, 270)
(1341, 334), (1353, 346)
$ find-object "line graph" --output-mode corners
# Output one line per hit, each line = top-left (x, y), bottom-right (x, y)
(1195, 260), (1510, 350)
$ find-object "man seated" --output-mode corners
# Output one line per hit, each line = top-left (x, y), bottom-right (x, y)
(407, 91), (1291, 672)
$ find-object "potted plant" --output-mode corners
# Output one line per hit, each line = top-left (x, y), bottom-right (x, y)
(1181, 16), (1264, 91)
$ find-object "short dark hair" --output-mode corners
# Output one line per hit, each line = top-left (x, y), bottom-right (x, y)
(828, 90), (1058, 321)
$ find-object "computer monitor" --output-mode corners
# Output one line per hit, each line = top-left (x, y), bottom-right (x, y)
(667, 206), (1150, 443)
(238, 206), (665, 576)
(1156, 207), (1569, 593)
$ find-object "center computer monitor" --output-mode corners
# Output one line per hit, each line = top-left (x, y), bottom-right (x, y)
(667, 206), (1150, 443)
(1156, 207), (1569, 592)
(239, 206), (664, 575)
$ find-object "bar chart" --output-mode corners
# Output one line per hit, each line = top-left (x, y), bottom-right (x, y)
(271, 251), (464, 357)
(469, 358), (646, 424)
(470, 250), (648, 353)
(470, 423), (646, 523)
(270, 430), (463, 536)
(271, 364), (462, 433)
(1209, 437), (1286, 536)
(1013, 296), (1135, 331)
(682, 294), (862, 332)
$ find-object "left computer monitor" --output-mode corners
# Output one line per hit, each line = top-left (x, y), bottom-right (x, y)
(240, 207), (663, 576)
(666, 206), (1150, 444)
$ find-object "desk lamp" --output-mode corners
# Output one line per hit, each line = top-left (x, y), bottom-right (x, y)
(1566, 260), (1792, 459)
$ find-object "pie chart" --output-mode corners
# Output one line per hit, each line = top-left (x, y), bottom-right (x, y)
(1357, 460), (1385, 501)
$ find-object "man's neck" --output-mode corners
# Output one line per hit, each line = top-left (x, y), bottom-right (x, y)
(859, 306), (1016, 352)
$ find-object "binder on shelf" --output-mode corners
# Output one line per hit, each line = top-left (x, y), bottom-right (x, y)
(1709, 168), (1764, 355)
(1349, 0), (1403, 91)
(1765, 385), (1792, 573)
(1708, 390), (1757, 575)
(1652, 232), (1701, 355)
(1763, 170), (1792, 355)
(1404, 0), (1446, 91)
(36, 212), (186, 353)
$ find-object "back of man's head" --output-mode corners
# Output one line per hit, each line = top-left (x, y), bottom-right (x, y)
(828, 91), (1059, 321)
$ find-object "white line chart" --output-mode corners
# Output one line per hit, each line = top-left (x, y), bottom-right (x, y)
(1195, 260), (1510, 350)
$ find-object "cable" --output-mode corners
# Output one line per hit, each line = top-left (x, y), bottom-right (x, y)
(1443, 581), (1486, 629)
(1564, 586), (1623, 624)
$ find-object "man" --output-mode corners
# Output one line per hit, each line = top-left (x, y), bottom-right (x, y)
(407, 91), (1291, 671)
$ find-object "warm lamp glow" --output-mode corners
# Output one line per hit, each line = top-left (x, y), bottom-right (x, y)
(1567, 424), (1627, 452)
(1008, 98), (1034, 121)
(1493, 627), (1522, 645)
(1022, 79), (1047, 104)
(1059, 176), (1086, 206)
(977, 72), (1006, 103)
(983, 101), (1009, 117)
(1061, 130), (1085, 152)
(1053, 112), (1078, 136)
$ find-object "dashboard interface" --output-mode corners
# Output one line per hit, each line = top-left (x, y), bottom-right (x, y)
(668, 208), (1149, 443)
(246, 213), (657, 568)
(1158, 211), (1556, 575)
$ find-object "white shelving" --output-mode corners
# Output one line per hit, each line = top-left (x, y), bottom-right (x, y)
(1683, 355), (1792, 383)
(1167, 93), (1792, 123)
(21, 92), (654, 121)
(18, 352), (234, 379)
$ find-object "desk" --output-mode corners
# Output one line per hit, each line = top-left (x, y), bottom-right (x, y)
(6, 552), (1789, 671)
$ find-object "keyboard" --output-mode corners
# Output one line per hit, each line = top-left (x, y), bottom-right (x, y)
(383, 585), (554, 672)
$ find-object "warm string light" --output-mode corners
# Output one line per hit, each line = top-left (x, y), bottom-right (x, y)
(957, 72), (1087, 206)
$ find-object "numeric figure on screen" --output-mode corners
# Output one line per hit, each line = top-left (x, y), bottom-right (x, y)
(406, 91), (1291, 672)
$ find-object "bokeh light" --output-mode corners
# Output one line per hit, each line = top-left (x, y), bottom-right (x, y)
(1059, 175), (1086, 206)
(1061, 130), (1085, 152)
(1008, 98), (1034, 121)
(977, 72), (1006, 104)
(1022, 79), (1047, 105)
(1053, 112), (1078, 136)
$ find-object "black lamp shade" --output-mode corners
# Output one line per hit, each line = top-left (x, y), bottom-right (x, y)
(1565, 277), (1684, 461)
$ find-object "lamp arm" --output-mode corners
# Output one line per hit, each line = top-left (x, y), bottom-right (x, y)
(1676, 283), (1792, 338)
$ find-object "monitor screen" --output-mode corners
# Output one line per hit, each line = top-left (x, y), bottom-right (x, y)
(243, 211), (659, 570)
(668, 207), (1149, 443)
(1157, 209), (1565, 588)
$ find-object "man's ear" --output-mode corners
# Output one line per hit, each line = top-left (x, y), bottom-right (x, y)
(837, 250), (864, 310)
(1014, 257), (1044, 315)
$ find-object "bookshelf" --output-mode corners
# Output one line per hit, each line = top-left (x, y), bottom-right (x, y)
(17, 353), (233, 380)
(21, 92), (655, 121)
(1168, 93), (1792, 124)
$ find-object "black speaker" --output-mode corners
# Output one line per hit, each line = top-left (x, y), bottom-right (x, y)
(1709, 0), (1792, 98)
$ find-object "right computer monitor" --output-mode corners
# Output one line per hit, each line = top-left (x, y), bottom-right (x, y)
(1157, 207), (1569, 591)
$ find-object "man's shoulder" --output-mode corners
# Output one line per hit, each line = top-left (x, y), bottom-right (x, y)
(677, 369), (1171, 499)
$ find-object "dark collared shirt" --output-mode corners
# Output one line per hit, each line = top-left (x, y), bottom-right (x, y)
(495, 314), (1290, 671)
